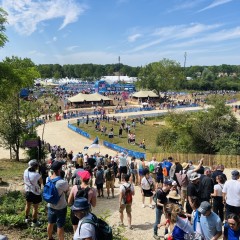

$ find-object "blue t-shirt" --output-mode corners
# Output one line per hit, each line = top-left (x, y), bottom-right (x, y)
(200, 212), (222, 240)
(224, 223), (240, 240)
(162, 161), (172, 175)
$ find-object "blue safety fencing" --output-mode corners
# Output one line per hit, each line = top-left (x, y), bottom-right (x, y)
(174, 103), (199, 108)
(115, 107), (155, 113)
(63, 110), (103, 119)
(226, 98), (238, 104)
(103, 141), (146, 159)
(68, 123), (90, 138)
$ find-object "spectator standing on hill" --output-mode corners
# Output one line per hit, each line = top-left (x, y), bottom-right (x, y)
(212, 165), (227, 185)
(211, 174), (226, 222)
(153, 180), (172, 239)
(199, 167), (214, 202)
(222, 170), (240, 217)
(198, 201), (222, 240)
(104, 163), (115, 199)
(24, 159), (43, 227)
(47, 161), (69, 240)
(141, 168), (155, 208)
(119, 174), (135, 229)
(95, 164), (105, 197)
(149, 156), (158, 185)
(118, 152), (128, 183)
(129, 157), (138, 186)
(187, 172), (201, 214)
(68, 170), (96, 232)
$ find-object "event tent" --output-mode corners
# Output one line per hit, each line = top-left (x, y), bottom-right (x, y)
(68, 92), (111, 103)
(132, 90), (158, 98)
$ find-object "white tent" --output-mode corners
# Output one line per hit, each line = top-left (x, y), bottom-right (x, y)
(68, 93), (111, 103)
(132, 90), (158, 98)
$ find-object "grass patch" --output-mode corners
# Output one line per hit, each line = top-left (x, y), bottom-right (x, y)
(0, 159), (27, 182)
(73, 118), (164, 155)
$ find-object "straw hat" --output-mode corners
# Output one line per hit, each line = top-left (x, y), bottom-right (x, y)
(167, 190), (181, 200)
(182, 162), (189, 170)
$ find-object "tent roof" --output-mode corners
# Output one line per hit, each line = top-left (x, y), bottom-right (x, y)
(132, 90), (158, 98)
(68, 92), (111, 103)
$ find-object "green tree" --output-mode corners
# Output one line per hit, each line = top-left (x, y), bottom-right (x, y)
(137, 58), (185, 92)
(0, 8), (8, 47)
(0, 57), (40, 161)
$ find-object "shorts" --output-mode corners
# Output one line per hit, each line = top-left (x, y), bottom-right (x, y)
(139, 169), (144, 176)
(25, 191), (42, 204)
(119, 204), (132, 213)
(48, 207), (67, 228)
(143, 189), (153, 197)
(106, 180), (114, 189)
(119, 166), (127, 175)
(156, 176), (163, 183)
(96, 183), (103, 190)
(70, 209), (79, 225)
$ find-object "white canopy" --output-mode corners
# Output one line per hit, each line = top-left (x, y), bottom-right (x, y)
(68, 93), (111, 103)
(132, 90), (158, 98)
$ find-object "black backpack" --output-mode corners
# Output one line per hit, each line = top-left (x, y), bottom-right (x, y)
(156, 163), (163, 175)
(130, 162), (135, 170)
(75, 186), (90, 199)
(80, 213), (113, 240)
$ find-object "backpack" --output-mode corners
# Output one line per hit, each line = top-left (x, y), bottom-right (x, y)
(175, 170), (188, 187)
(123, 184), (132, 204)
(162, 162), (169, 177)
(43, 177), (62, 205)
(149, 163), (155, 173)
(105, 169), (114, 181)
(75, 186), (90, 199)
(80, 213), (113, 240)
(130, 162), (135, 170)
(156, 163), (163, 176)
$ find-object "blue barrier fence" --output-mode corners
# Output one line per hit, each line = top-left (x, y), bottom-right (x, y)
(103, 141), (146, 159)
(67, 122), (146, 158)
(115, 107), (155, 113)
(68, 123), (90, 138)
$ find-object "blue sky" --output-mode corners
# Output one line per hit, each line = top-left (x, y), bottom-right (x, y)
(0, 0), (240, 67)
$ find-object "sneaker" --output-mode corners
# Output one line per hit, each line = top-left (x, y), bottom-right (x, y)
(151, 205), (155, 209)
(31, 221), (41, 227)
(128, 225), (133, 230)
(25, 219), (29, 224)
(142, 204), (145, 208)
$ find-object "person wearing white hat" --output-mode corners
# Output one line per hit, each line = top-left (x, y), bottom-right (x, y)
(23, 159), (42, 227)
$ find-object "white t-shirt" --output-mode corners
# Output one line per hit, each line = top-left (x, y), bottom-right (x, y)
(23, 169), (41, 195)
(119, 156), (127, 167)
(214, 183), (224, 197)
(141, 176), (154, 190)
(119, 182), (135, 195)
(222, 179), (240, 206)
(73, 213), (96, 240)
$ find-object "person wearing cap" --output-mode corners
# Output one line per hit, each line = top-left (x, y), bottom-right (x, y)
(47, 161), (69, 240)
(186, 172), (201, 214)
(199, 201), (222, 240)
(23, 159), (42, 227)
(68, 170), (96, 232)
(153, 180), (172, 239)
(222, 170), (240, 217)
(71, 197), (96, 240)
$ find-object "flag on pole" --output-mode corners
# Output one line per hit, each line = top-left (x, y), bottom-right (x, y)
(89, 137), (100, 149)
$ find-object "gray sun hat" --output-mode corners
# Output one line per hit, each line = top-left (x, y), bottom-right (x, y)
(28, 159), (39, 167)
(189, 172), (200, 181)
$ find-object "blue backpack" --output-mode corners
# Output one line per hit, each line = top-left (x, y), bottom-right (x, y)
(43, 177), (61, 204)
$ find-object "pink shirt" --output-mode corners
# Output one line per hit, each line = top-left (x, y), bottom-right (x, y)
(70, 185), (97, 206)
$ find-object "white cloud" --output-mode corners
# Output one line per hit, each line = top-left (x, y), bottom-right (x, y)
(130, 23), (221, 52)
(1, 0), (88, 35)
(167, 0), (203, 13)
(127, 33), (142, 42)
(198, 0), (233, 12)
(66, 45), (79, 51)
(45, 36), (58, 44)
(28, 50), (45, 57)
